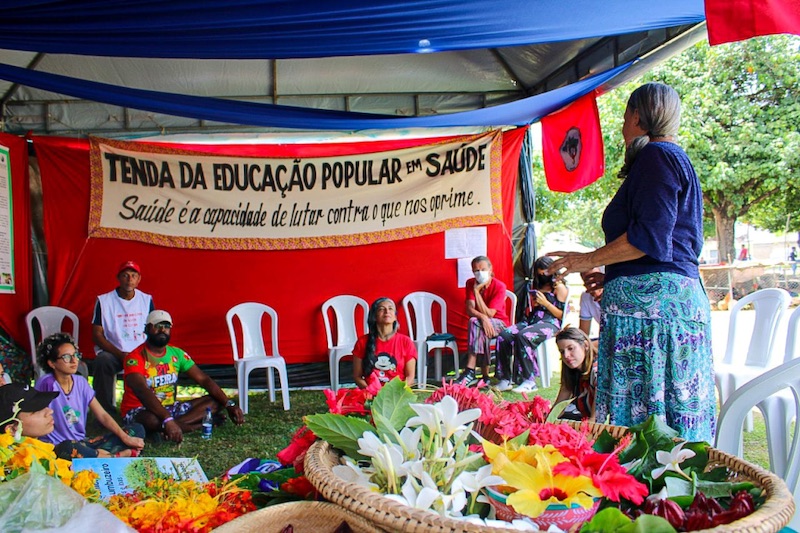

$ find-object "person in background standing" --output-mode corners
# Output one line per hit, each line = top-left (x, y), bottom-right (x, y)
(738, 244), (749, 261)
(546, 82), (716, 442)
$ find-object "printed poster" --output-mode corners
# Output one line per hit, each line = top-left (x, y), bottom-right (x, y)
(72, 456), (208, 500)
(0, 145), (13, 293)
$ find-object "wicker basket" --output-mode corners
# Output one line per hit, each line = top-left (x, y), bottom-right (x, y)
(212, 500), (386, 533)
(304, 420), (796, 533)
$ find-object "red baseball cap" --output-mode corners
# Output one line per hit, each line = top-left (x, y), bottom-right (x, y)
(117, 260), (141, 275)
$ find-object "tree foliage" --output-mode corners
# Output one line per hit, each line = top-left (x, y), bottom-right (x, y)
(534, 35), (800, 261)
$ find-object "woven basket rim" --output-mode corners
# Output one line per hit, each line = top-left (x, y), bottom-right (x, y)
(212, 500), (384, 532)
(304, 420), (796, 533)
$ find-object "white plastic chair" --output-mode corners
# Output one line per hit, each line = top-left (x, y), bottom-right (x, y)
(226, 302), (290, 413)
(25, 306), (81, 378)
(752, 305), (800, 477)
(534, 284), (570, 389)
(715, 288), (791, 430)
(402, 291), (459, 388)
(716, 355), (800, 530)
(322, 295), (369, 392)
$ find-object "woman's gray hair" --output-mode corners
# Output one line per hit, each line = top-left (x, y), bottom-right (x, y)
(618, 82), (682, 179)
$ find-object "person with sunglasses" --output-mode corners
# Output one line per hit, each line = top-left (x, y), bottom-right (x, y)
(121, 310), (244, 444)
(34, 332), (145, 459)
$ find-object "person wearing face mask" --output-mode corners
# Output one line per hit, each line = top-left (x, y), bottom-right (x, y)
(452, 256), (509, 387)
(495, 256), (568, 393)
(120, 310), (244, 444)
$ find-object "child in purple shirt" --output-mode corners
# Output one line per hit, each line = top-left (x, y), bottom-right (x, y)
(35, 333), (145, 459)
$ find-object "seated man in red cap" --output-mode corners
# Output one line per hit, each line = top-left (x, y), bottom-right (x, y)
(121, 310), (244, 444)
(91, 260), (155, 414)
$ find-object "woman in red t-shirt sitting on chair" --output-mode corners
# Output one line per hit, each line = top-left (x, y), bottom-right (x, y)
(352, 297), (417, 390)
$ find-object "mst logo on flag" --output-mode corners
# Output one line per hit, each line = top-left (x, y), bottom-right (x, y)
(541, 92), (604, 193)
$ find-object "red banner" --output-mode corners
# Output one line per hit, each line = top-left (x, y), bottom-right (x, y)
(33, 129), (526, 365)
(541, 92), (604, 193)
(706, 0), (800, 45)
(0, 133), (31, 349)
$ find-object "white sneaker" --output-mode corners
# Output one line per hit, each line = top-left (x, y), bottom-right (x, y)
(512, 379), (539, 394)
(493, 379), (512, 392)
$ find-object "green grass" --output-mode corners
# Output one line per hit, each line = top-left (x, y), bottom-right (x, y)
(118, 374), (772, 479)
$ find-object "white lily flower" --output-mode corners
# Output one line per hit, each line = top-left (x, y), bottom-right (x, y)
(398, 426), (422, 460)
(451, 464), (505, 494)
(647, 486), (670, 502)
(441, 483), (468, 516)
(358, 431), (407, 485)
(384, 476), (442, 511)
(652, 441), (696, 479)
(357, 431), (384, 458)
(406, 395), (482, 438)
(332, 458), (379, 491)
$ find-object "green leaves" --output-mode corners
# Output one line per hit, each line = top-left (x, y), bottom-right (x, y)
(304, 413), (375, 460)
(305, 379), (416, 459)
(582, 507), (677, 533)
(371, 378), (416, 436)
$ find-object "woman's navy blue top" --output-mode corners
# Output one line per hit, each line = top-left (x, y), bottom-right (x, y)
(602, 142), (703, 284)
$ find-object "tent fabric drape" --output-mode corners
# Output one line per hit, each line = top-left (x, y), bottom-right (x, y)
(33, 128), (527, 366)
(0, 1), (705, 59)
(0, 62), (631, 130)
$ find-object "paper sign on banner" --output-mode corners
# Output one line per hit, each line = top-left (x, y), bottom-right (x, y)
(457, 257), (476, 288)
(444, 227), (487, 259)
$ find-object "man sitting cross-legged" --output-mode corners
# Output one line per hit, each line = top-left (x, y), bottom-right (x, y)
(121, 310), (244, 444)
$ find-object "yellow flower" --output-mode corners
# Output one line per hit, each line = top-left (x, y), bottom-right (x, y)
(499, 451), (601, 519)
(70, 470), (100, 501)
(0, 433), (15, 448)
(483, 440), (568, 475)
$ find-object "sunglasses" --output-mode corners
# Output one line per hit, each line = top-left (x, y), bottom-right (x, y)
(57, 352), (82, 363)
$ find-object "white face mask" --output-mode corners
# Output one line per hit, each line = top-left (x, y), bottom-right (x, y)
(474, 270), (491, 284)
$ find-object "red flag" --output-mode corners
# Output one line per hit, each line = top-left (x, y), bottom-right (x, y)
(706, 0), (800, 46)
(541, 92), (604, 193)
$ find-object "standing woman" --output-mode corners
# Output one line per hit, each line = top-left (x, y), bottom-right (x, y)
(352, 297), (417, 390)
(546, 82), (715, 442)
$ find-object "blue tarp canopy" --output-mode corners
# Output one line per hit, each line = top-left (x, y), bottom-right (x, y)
(0, 0), (707, 133)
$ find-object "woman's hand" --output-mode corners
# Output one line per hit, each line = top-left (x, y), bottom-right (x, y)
(533, 290), (548, 307)
(582, 271), (606, 296)
(545, 251), (596, 280)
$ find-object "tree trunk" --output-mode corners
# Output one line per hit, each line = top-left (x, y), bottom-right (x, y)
(713, 207), (736, 264)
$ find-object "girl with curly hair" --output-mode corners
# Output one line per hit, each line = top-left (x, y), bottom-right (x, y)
(34, 332), (145, 459)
